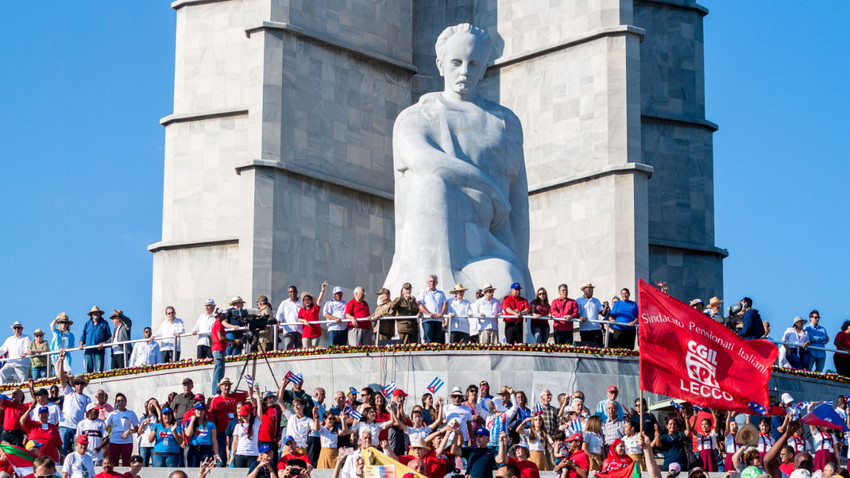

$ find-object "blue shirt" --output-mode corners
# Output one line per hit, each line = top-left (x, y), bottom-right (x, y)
(187, 420), (215, 446)
(595, 399), (625, 422)
(50, 328), (75, 365)
(738, 309), (765, 340)
(609, 300), (638, 330)
(153, 423), (183, 453)
(804, 323), (829, 358)
(82, 319), (111, 347)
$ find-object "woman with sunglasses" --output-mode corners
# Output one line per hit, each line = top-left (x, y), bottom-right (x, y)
(529, 288), (552, 344)
(147, 403), (183, 467)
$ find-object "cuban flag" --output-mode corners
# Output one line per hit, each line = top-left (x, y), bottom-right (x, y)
(380, 382), (397, 397)
(245, 375), (255, 389)
(285, 371), (303, 385)
(670, 401), (684, 411)
(426, 377), (444, 394)
(534, 403), (543, 416)
(343, 405), (362, 420)
(692, 404), (705, 412)
(802, 403), (850, 432)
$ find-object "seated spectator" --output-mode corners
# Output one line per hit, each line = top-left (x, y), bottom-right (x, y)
(601, 439), (633, 473)
(277, 436), (312, 471)
(248, 444), (278, 478)
(553, 432), (589, 478)
(94, 456), (123, 478)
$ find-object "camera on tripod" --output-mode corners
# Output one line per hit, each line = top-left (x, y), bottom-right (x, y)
(246, 316), (278, 335)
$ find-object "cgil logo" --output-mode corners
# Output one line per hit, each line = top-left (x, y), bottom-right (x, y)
(681, 340), (734, 401)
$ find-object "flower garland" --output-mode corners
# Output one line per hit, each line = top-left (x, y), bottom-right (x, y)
(3, 343), (847, 391)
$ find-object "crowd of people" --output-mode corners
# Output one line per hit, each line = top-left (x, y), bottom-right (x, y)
(2, 276), (846, 386)
(1, 346), (850, 478)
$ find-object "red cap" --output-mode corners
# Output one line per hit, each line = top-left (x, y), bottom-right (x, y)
(76, 435), (89, 444)
(607, 386), (618, 393)
(239, 404), (254, 416)
(193, 394), (205, 401)
(566, 432), (583, 442)
(392, 389), (408, 398)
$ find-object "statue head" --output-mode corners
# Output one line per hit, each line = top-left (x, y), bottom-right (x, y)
(435, 23), (492, 101)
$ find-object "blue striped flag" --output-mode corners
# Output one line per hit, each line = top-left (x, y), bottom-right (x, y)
(284, 371), (303, 384)
(426, 377), (444, 394)
(245, 375), (255, 389)
(380, 381), (397, 397)
(535, 403), (544, 416)
(343, 405), (362, 420)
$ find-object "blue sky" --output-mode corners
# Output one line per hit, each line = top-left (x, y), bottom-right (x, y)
(1, 2), (847, 369)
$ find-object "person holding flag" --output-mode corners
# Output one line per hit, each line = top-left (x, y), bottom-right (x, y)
(651, 416), (691, 472)
(807, 418), (840, 470)
(280, 373), (313, 417)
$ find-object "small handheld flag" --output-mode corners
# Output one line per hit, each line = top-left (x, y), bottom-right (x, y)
(692, 404), (705, 412)
(380, 382), (397, 397)
(670, 401), (683, 411)
(245, 375), (255, 389)
(343, 405), (363, 420)
(284, 371), (303, 385)
(535, 403), (543, 416)
(426, 377), (444, 394)
(801, 403), (850, 432)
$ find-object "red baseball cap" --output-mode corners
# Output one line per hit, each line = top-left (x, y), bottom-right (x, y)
(607, 386), (619, 393)
(193, 394), (205, 401)
(566, 432), (584, 442)
(76, 435), (89, 444)
(239, 404), (254, 416)
(392, 389), (408, 398)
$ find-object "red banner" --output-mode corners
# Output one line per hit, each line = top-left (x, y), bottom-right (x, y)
(638, 279), (778, 413)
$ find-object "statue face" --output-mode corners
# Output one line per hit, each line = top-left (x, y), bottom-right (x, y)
(437, 32), (488, 100)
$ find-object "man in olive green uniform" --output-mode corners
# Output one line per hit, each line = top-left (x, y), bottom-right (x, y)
(390, 282), (420, 344)
(374, 288), (395, 343)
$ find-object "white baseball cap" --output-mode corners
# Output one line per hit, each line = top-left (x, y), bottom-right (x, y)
(333, 286), (343, 294)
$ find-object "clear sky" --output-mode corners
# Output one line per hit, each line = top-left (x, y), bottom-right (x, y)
(1, 2), (847, 369)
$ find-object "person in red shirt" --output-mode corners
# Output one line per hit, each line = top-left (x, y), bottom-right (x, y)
(550, 284), (580, 345)
(277, 436), (312, 471)
(93, 456), (123, 478)
(390, 424), (460, 478)
(209, 377), (240, 464)
(553, 433), (589, 478)
(298, 287), (326, 348)
(181, 394), (210, 427)
(211, 310), (233, 397)
(20, 402), (62, 462)
(344, 287), (372, 346)
(497, 432), (540, 478)
(502, 283), (531, 344)
(258, 390), (283, 461)
(0, 388), (28, 446)
(122, 455), (143, 478)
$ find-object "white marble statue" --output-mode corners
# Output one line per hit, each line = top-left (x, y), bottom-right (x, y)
(384, 23), (533, 295)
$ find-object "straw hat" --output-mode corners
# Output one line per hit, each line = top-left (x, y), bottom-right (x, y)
(580, 282), (595, 291)
(481, 283), (496, 292)
(56, 313), (73, 325)
(708, 297), (723, 307)
(229, 296), (245, 305)
(450, 283), (468, 294)
(87, 306), (105, 317)
(736, 423), (759, 446)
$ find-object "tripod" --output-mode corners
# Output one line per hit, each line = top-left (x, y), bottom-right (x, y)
(232, 329), (280, 393)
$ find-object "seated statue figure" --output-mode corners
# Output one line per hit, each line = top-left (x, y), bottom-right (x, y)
(384, 23), (533, 294)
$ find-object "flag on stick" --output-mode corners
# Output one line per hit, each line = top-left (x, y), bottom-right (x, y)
(343, 405), (363, 420)
(638, 279), (778, 413)
(801, 403), (850, 432)
(426, 377), (444, 394)
(380, 382), (397, 397)
(284, 371), (303, 384)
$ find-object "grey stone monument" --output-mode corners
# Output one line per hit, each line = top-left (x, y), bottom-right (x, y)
(384, 24), (532, 294)
(149, 0), (725, 340)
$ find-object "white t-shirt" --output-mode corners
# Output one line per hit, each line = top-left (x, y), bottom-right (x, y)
(576, 297), (604, 331)
(524, 430), (547, 451)
(472, 298), (502, 331)
(234, 418), (262, 456)
(448, 298), (473, 335)
(282, 408), (313, 448)
(323, 300), (349, 332)
(106, 409), (140, 444)
(351, 421), (389, 446)
(417, 289), (447, 322)
(62, 451), (95, 478)
(76, 418), (108, 460)
(407, 424), (431, 441)
(584, 431), (603, 454)
(695, 431), (717, 452)
(812, 429), (836, 451)
(30, 401), (61, 425)
(445, 404), (472, 441)
(60, 385), (91, 428)
(623, 434), (641, 455)
(319, 427), (339, 448)
(138, 415), (158, 449)
(193, 313), (216, 346)
(277, 299), (302, 334)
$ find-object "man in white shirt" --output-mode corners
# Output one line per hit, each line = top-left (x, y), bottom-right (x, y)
(418, 274), (448, 343)
(129, 327), (160, 367)
(445, 387), (474, 446)
(0, 321), (31, 383)
(62, 435), (95, 478)
(323, 286), (348, 346)
(276, 286), (302, 350)
(30, 387), (62, 425)
(447, 283), (473, 343)
(156, 306), (185, 362)
(576, 282), (608, 347)
(192, 299), (217, 359)
(472, 284), (502, 344)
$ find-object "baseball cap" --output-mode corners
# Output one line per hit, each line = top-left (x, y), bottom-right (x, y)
(193, 393), (205, 401)
(475, 428), (490, 437)
(511, 282), (522, 290)
(392, 389), (408, 398)
(85, 403), (103, 412)
(669, 463), (682, 475)
(239, 404), (254, 416)
(76, 435), (89, 444)
(258, 444), (271, 454)
(333, 286), (343, 294)
(480, 380), (489, 386)
(284, 435), (296, 444)
(161, 407), (173, 414)
(194, 403), (206, 410)
(348, 387), (358, 395)
(204, 299), (216, 306)
(607, 386), (618, 393)
(182, 378), (193, 384)
(781, 392), (794, 405)
(38, 406), (49, 414)
(566, 432), (583, 442)
(515, 441), (529, 449)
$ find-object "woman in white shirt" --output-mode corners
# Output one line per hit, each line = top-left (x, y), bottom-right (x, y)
(312, 411), (352, 469)
(230, 393), (262, 471)
(520, 415), (551, 471)
(136, 399), (158, 467)
(105, 393), (139, 467)
(350, 407), (393, 446)
(780, 316), (810, 369)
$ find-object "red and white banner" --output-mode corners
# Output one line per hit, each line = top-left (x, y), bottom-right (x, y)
(638, 279), (778, 413)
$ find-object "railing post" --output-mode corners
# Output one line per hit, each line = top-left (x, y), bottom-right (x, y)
(445, 315), (451, 344)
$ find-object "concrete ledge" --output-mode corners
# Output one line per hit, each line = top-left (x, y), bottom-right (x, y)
(147, 236), (239, 253)
(638, 0), (710, 16)
(160, 108), (249, 127)
(491, 25), (646, 70)
(171, 0), (231, 10)
(650, 239), (729, 258)
(245, 22), (417, 74)
(642, 112), (719, 132)
(236, 159), (394, 201)
(529, 163), (655, 195)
